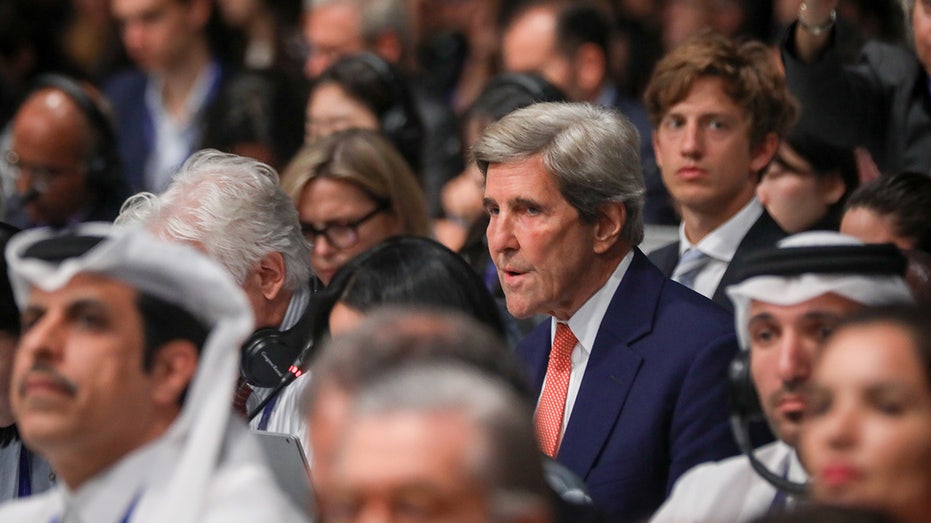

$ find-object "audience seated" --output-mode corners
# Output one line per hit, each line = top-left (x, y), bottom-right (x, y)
(304, 52), (423, 176)
(0, 222), (53, 502)
(304, 307), (600, 523)
(652, 231), (913, 523)
(800, 304), (931, 523)
(280, 128), (429, 287)
(3, 3), (929, 520)
(310, 235), (507, 345)
(3, 75), (131, 229)
(499, 0), (655, 171)
(645, 31), (797, 311)
(756, 130), (858, 233)
(117, 150), (314, 439)
(0, 223), (310, 521)
(326, 361), (554, 523)
(301, 0), (463, 217)
(473, 101), (740, 521)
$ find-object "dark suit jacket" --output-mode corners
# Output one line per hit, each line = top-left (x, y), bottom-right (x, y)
(103, 65), (227, 192)
(781, 23), (931, 174)
(648, 211), (786, 312)
(516, 249), (740, 522)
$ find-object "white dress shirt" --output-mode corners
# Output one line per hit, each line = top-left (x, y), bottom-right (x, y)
(248, 285), (312, 454)
(650, 440), (806, 523)
(537, 250), (634, 445)
(144, 62), (220, 192)
(0, 423), (310, 522)
(676, 198), (763, 299)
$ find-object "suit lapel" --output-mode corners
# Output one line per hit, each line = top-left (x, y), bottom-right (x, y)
(712, 211), (786, 309)
(647, 241), (680, 277)
(557, 250), (662, 479)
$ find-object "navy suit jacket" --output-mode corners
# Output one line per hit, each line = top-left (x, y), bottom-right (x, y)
(103, 65), (227, 192)
(648, 211), (786, 313)
(516, 249), (740, 522)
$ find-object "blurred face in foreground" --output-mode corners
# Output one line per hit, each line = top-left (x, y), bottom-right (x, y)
(801, 321), (931, 522)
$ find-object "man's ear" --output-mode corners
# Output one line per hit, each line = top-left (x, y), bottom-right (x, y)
(593, 202), (625, 254)
(819, 172), (847, 205)
(256, 251), (287, 301)
(149, 340), (199, 408)
(750, 133), (780, 174)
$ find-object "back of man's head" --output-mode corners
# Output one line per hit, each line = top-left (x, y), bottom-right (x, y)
(117, 149), (311, 289)
(336, 361), (553, 523)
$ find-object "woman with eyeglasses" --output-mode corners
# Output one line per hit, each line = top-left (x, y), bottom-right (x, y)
(280, 129), (430, 286)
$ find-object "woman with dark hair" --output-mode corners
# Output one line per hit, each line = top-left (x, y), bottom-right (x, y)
(304, 52), (424, 175)
(841, 171), (931, 254)
(756, 130), (858, 233)
(310, 235), (508, 348)
(0, 222), (53, 501)
(800, 304), (931, 523)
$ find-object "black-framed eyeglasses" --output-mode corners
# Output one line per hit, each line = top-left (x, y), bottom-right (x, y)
(300, 203), (388, 249)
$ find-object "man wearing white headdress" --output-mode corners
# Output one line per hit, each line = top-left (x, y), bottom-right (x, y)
(651, 231), (914, 523)
(0, 223), (310, 522)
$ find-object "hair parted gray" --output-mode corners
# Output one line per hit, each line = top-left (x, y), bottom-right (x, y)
(118, 149), (311, 289)
(471, 101), (645, 246)
(351, 361), (551, 520)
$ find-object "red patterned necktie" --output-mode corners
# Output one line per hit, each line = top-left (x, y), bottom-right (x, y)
(534, 323), (577, 457)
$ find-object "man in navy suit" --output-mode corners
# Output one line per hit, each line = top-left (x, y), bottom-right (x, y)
(473, 102), (740, 522)
(644, 33), (798, 312)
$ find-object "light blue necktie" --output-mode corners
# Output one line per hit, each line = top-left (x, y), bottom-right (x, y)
(672, 248), (709, 289)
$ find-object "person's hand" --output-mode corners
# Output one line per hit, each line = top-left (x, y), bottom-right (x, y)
(798, 0), (837, 29)
(794, 0), (838, 63)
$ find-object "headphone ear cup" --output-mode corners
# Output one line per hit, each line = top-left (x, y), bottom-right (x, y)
(728, 351), (764, 421)
(240, 328), (299, 388)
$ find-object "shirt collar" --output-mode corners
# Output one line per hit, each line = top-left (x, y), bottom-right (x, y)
(678, 198), (763, 263)
(279, 283), (311, 331)
(553, 250), (635, 355)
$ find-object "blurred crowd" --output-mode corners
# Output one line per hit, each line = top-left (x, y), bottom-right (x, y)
(0, 1), (930, 523)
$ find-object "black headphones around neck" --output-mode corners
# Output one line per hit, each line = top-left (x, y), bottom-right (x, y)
(26, 74), (122, 191)
(240, 304), (316, 388)
(728, 242), (908, 496)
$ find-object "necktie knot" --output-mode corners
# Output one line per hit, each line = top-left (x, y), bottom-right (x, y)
(551, 323), (577, 363)
(672, 248), (710, 289)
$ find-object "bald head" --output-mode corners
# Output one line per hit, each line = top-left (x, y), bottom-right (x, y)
(10, 88), (97, 225)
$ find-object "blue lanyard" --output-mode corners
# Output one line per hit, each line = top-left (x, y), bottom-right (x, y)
(258, 393), (280, 431)
(18, 444), (32, 498)
(50, 490), (141, 523)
